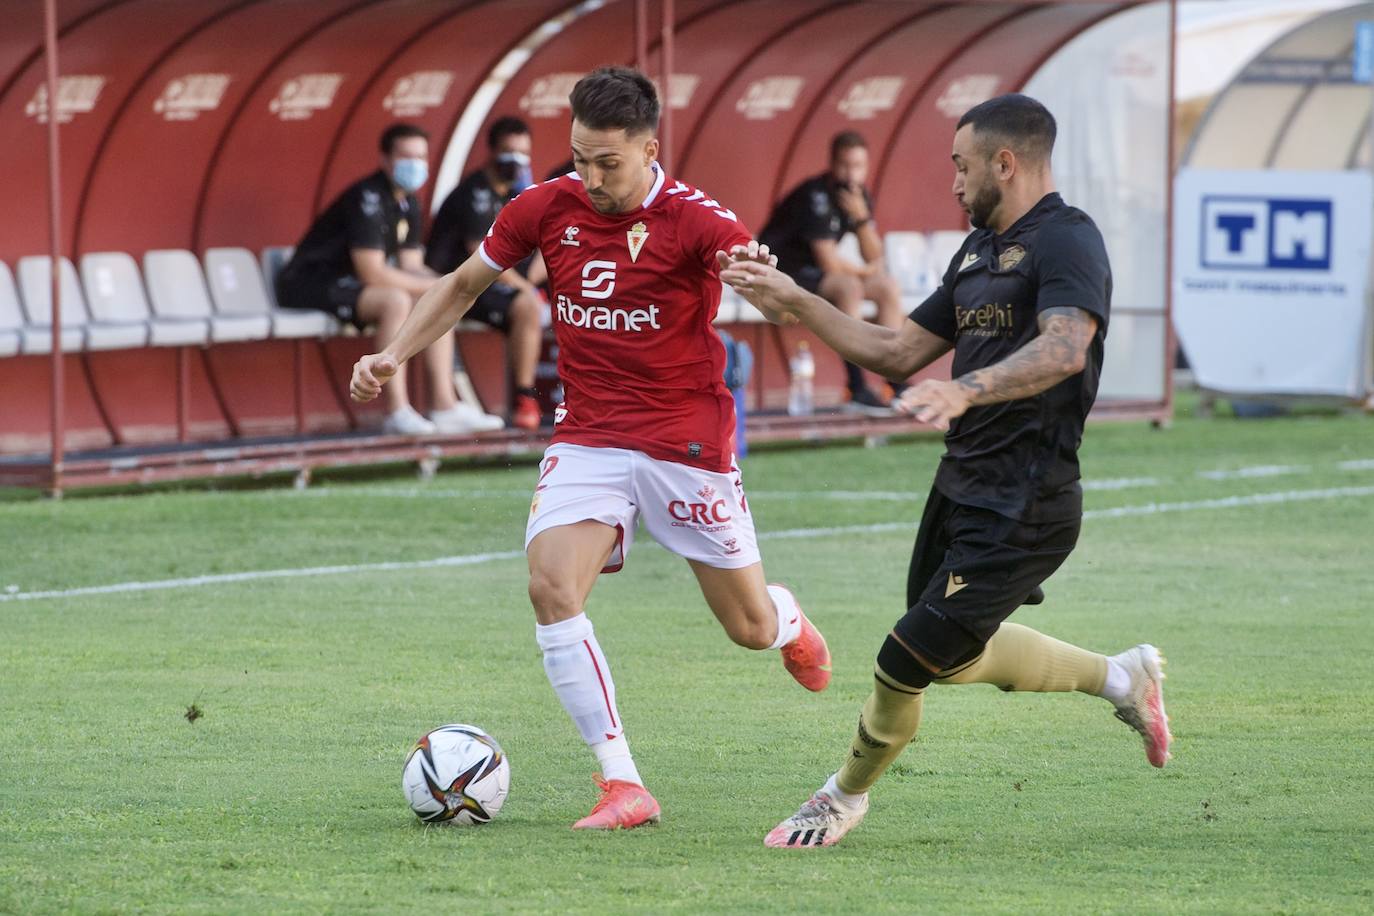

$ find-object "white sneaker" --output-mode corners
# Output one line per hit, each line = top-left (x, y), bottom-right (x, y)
(382, 405), (436, 436)
(1110, 644), (1172, 768)
(431, 402), (504, 434)
(764, 791), (869, 848)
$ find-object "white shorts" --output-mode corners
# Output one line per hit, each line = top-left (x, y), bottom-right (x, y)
(524, 443), (761, 573)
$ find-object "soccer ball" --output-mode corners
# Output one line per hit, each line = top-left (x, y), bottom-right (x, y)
(402, 724), (510, 825)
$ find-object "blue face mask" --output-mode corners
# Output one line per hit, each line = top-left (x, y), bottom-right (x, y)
(391, 157), (428, 192)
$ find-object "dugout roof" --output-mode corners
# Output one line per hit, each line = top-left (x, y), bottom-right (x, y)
(1185, 0), (1374, 170)
(0, 0), (1155, 261)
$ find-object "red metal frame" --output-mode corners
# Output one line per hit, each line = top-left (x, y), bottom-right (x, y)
(45, 0), (63, 494)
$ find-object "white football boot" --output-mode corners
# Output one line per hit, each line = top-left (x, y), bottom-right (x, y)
(1109, 644), (1172, 767)
(764, 791), (869, 848)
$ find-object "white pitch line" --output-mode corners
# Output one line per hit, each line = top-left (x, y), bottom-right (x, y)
(1339, 458), (1374, 472)
(1081, 477), (1161, 491)
(5, 484), (1374, 605)
(1197, 464), (1308, 480)
(0, 550), (524, 603)
(1080, 484), (1374, 519)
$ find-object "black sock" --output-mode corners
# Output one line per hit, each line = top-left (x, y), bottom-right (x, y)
(515, 387), (538, 399)
(844, 361), (866, 394)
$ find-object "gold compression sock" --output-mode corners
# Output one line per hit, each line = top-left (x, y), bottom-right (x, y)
(934, 622), (1107, 694)
(835, 671), (925, 796)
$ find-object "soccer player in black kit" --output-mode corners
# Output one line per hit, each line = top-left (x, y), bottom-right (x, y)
(719, 94), (1172, 848)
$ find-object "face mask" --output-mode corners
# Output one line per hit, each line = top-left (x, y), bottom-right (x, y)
(494, 150), (531, 185)
(391, 157), (428, 192)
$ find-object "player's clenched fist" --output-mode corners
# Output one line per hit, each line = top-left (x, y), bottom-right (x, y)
(350, 353), (399, 402)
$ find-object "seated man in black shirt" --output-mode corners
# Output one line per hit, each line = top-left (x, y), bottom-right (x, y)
(427, 116), (546, 431)
(276, 123), (502, 435)
(759, 131), (906, 413)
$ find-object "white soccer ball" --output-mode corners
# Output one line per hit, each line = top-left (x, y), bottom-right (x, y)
(402, 724), (510, 825)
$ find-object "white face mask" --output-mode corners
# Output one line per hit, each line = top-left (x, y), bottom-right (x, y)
(391, 157), (428, 192)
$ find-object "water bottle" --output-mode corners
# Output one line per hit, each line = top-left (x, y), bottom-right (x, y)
(788, 341), (815, 417)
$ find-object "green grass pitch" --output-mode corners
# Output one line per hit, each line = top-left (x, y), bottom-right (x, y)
(2, 407), (1372, 913)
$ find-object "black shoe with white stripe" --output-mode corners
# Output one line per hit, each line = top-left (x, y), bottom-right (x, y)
(764, 791), (869, 848)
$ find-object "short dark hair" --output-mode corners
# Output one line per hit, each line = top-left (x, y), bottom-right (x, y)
(955, 94), (1056, 163)
(830, 130), (867, 161)
(379, 123), (429, 155)
(569, 66), (660, 134)
(487, 115), (531, 150)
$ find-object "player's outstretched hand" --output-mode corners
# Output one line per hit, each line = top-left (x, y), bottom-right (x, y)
(718, 259), (801, 326)
(895, 378), (973, 432)
(715, 240), (778, 271)
(350, 353), (398, 402)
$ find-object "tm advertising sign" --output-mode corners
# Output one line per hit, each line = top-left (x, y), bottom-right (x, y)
(1174, 169), (1372, 397)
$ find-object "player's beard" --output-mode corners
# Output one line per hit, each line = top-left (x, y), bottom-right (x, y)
(966, 181), (1001, 231)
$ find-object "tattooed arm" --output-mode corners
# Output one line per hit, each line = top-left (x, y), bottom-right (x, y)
(897, 307), (1098, 431)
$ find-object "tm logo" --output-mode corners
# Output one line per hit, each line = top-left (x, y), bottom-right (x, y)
(1201, 197), (1332, 270)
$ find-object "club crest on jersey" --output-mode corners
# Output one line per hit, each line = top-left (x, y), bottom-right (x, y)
(627, 221), (649, 262)
(998, 244), (1026, 271)
(561, 225), (581, 247)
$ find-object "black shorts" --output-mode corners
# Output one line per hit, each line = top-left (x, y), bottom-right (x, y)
(790, 264), (825, 295)
(275, 270), (367, 330)
(466, 282), (518, 333)
(899, 486), (1080, 669)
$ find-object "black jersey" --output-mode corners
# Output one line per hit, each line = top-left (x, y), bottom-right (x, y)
(426, 169), (512, 274)
(911, 193), (1112, 524)
(758, 173), (873, 276)
(282, 171), (422, 282)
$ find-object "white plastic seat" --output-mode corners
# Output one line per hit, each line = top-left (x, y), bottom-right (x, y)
(207, 247), (334, 339)
(836, 233), (878, 320)
(81, 251), (208, 347)
(927, 230), (969, 288)
(260, 244), (337, 336)
(16, 256), (88, 353)
(0, 262), (25, 356)
(145, 249), (270, 343)
(259, 245), (294, 309)
(884, 231), (931, 308)
(714, 283), (741, 324)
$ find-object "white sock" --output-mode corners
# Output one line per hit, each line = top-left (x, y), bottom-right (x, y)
(1100, 658), (1132, 704)
(765, 584), (804, 650)
(822, 772), (866, 811)
(592, 735), (642, 785)
(535, 614), (641, 784)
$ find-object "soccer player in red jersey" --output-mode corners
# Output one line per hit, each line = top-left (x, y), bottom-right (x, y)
(350, 67), (831, 830)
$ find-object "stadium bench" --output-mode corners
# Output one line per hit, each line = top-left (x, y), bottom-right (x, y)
(0, 261), (28, 357)
(205, 247), (336, 339)
(144, 249), (270, 343)
(15, 256), (90, 353)
(82, 251), (206, 347)
(884, 230), (933, 309)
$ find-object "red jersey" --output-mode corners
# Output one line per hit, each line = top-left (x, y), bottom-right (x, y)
(478, 165), (752, 472)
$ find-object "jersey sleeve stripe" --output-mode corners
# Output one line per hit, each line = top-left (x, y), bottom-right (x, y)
(476, 241), (505, 273)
